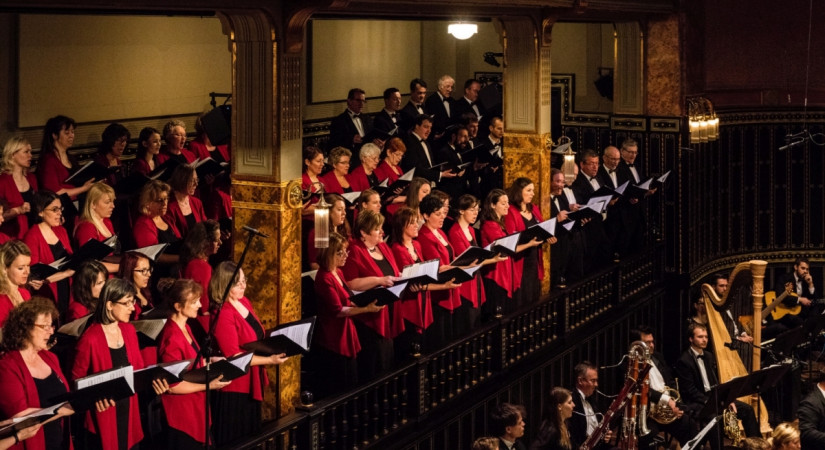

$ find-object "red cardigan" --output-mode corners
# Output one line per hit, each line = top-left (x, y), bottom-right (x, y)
(389, 241), (434, 331)
(23, 224), (73, 302)
(158, 320), (209, 443)
(480, 220), (514, 299)
(373, 160), (402, 184)
(164, 195), (205, 238)
(313, 268), (361, 358)
(504, 204), (545, 290)
(182, 258), (212, 330)
(318, 170), (348, 195)
(189, 141), (229, 163)
(132, 214), (180, 249)
(0, 172), (38, 239)
(36, 151), (74, 196)
(132, 158), (156, 177)
(72, 322), (145, 450)
(341, 238), (401, 339)
(66, 298), (90, 322)
(212, 296), (268, 400)
(0, 350), (73, 450)
(417, 226), (462, 311)
(0, 288), (31, 327)
(447, 224), (487, 308)
(347, 166), (372, 192)
(74, 218), (114, 246)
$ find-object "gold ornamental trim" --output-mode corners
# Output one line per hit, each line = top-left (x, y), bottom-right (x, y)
(234, 200), (286, 212)
(286, 180), (303, 209)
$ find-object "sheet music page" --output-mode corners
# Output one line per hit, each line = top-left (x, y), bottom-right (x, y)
(57, 314), (92, 337)
(615, 180), (629, 195)
(301, 270), (318, 281)
(587, 195), (613, 209)
(562, 220), (576, 231)
(399, 168), (415, 181)
(493, 233), (520, 252)
(77, 365), (134, 391)
(400, 259), (439, 281)
(537, 218), (556, 235)
(378, 179), (388, 188)
(229, 352), (254, 371)
(11, 402), (68, 422)
(341, 191), (361, 204)
(462, 265), (482, 276)
(49, 257), (67, 269)
(270, 322), (313, 351)
(387, 281), (408, 297)
(135, 359), (193, 378)
(637, 178), (653, 190)
(132, 319), (167, 340)
(103, 235), (118, 247)
(133, 243), (167, 261)
(65, 160), (93, 183)
(657, 170), (671, 183)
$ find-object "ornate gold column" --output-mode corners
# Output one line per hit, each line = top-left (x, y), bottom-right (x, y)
(500, 16), (554, 294)
(219, 9), (305, 420)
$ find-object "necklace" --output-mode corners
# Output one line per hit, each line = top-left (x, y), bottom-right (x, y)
(368, 245), (378, 253)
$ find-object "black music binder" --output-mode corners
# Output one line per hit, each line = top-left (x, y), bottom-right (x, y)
(183, 352), (253, 384)
(241, 316), (317, 357)
(350, 282), (409, 307)
(133, 359), (194, 393)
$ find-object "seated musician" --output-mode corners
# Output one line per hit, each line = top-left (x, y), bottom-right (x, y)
(489, 402), (527, 450)
(629, 326), (694, 447)
(673, 323), (760, 450)
(569, 361), (613, 449)
(708, 273), (754, 344)
(773, 257), (818, 329)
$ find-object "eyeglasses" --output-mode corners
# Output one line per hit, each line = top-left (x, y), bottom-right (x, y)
(115, 299), (137, 307)
(189, 178), (199, 186)
(34, 323), (55, 331)
(133, 267), (153, 275)
(154, 197), (169, 204)
(336, 249), (349, 257)
(45, 206), (64, 214)
(235, 277), (248, 287)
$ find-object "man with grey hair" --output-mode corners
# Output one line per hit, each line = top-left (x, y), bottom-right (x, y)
(424, 74), (456, 141)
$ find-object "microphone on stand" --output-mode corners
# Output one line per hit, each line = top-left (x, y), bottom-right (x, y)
(778, 139), (806, 151)
(242, 225), (269, 238)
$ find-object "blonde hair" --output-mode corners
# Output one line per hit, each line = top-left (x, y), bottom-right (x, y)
(138, 180), (171, 216)
(471, 437), (499, 450)
(1, 136), (30, 173)
(0, 240), (31, 306)
(770, 422), (799, 449)
(80, 182), (115, 237)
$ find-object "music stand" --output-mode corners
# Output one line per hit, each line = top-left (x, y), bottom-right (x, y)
(698, 376), (750, 450)
(733, 364), (792, 430)
(768, 325), (807, 360)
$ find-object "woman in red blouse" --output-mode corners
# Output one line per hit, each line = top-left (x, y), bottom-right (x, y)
(505, 177), (548, 309)
(158, 279), (230, 449)
(72, 278), (169, 450)
(388, 207), (459, 357)
(117, 252), (154, 320)
(133, 181), (180, 265)
(68, 260), (107, 322)
(165, 165), (205, 238)
(301, 146), (324, 220)
(180, 220), (221, 331)
(0, 241), (32, 328)
(386, 176), (430, 219)
(35, 115), (93, 200)
(75, 182), (119, 273)
(373, 137), (407, 184)
(133, 127), (161, 177)
(209, 261), (288, 446)
(312, 233), (382, 398)
(158, 120), (196, 165)
(416, 195), (463, 344)
(93, 123), (129, 187)
(189, 114), (232, 221)
(347, 143), (381, 192)
(0, 136), (38, 239)
(318, 147), (353, 194)
(306, 193), (350, 271)
(24, 190), (75, 317)
(480, 189), (519, 316)
(448, 194), (508, 331)
(0, 297), (76, 450)
(341, 210), (401, 380)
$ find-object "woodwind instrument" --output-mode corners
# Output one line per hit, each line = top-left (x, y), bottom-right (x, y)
(582, 342), (650, 450)
(620, 352), (641, 449)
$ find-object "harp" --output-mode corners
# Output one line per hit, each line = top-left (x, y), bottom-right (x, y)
(700, 259), (771, 434)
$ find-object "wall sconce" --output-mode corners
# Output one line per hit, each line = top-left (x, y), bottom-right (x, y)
(307, 182), (330, 249)
(552, 136), (578, 186)
(687, 97), (719, 143)
(448, 22), (478, 40)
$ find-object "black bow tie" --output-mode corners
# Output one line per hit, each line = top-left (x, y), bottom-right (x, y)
(468, 101), (475, 106)
(627, 163), (635, 168)
(608, 169), (615, 174)
(350, 112), (360, 118)
(443, 98), (450, 103)
(420, 139), (427, 144)
(696, 353), (706, 360)
(389, 113), (397, 118)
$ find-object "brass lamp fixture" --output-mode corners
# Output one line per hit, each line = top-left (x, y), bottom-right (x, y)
(687, 97), (719, 143)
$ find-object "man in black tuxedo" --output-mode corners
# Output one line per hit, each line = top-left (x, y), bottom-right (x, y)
(327, 88), (379, 165)
(776, 257), (818, 321)
(596, 145), (624, 248)
(452, 79), (486, 123)
(614, 138), (654, 255)
(570, 149), (612, 269)
(799, 373), (825, 448)
(436, 125), (470, 203)
(629, 326), (694, 447)
(490, 402), (527, 450)
(550, 168), (584, 285)
(372, 87), (403, 136)
(401, 114), (456, 185)
(476, 116), (505, 200)
(570, 361), (613, 449)
(423, 74), (455, 141)
(673, 323), (760, 450)
(399, 78), (428, 135)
